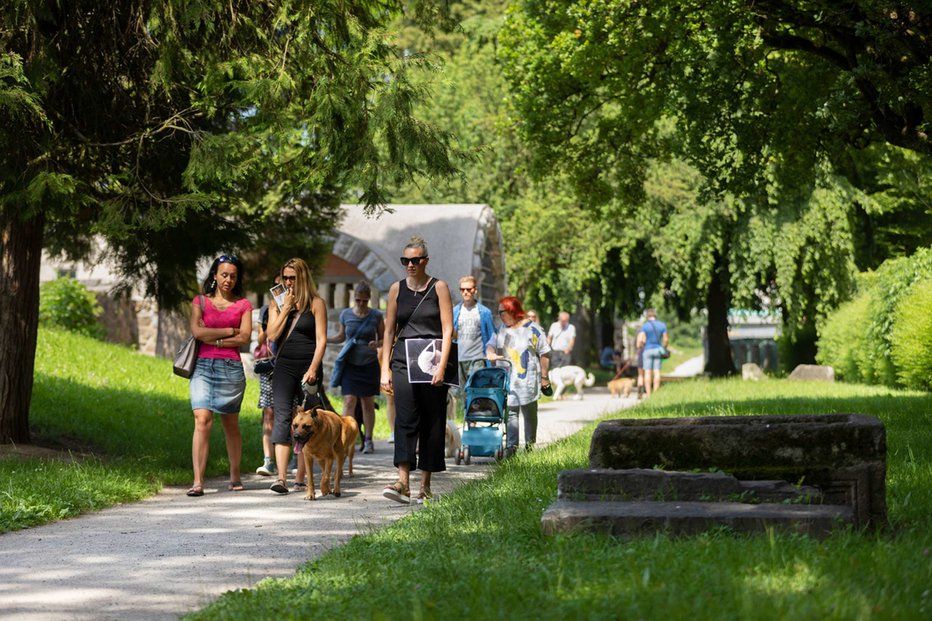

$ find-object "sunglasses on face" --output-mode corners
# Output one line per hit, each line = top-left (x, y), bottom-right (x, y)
(282, 275), (296, 282)
(498, 309), (507, 315)
(460, 287), (476, 293)
(399, 256), (428, 266)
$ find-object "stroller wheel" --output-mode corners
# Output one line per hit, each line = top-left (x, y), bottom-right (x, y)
(455, 449), (463, 466)
(464, 446), (471, 465)
(495, 447), (504, 461)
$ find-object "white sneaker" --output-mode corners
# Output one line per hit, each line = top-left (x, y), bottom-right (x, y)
(387, 435), (395, 444)
(255, 460), (276, 476)
(362, 440), (375, 454)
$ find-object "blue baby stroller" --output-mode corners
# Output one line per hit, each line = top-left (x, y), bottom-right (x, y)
(456, 362), (510, 465)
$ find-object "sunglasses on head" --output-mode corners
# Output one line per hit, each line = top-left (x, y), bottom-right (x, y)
(217, 254), (238, 264)
(399, 256), (428, 266)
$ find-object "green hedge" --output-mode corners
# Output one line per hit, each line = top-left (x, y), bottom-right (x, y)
(891, 278), (932, 390)
(39, 277), (104, 339)
(817, 248), (932, 388)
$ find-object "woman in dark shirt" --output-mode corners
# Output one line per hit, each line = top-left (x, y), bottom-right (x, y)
(265, 258), (328, 494)
(380, 236), (454, 504)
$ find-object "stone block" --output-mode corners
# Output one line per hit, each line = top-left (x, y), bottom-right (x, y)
(541, 499), (854, 539)
(742, 363), (764, 381)
(588, 414), (886, 527)
(557, 468), (822, 504)
(788, 364), (835, 381)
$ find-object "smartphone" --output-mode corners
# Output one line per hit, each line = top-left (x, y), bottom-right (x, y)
(270, 283), (287, 309)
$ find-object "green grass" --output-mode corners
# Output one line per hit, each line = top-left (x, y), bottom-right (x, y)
(188, 378), (932, 621)
(1, 328), (368, 533)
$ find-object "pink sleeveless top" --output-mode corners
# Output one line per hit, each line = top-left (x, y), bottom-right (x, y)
(194, 296), (253, 361)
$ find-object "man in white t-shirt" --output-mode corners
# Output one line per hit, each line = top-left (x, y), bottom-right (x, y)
(452, 276), (497, 389)
(547, 311), (576, 368)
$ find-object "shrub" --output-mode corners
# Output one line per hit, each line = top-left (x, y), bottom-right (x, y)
(39, 277), (104, 339)
(864, 247), (932, 385)
(890, 278), (932, 390)
(816, 293), (871, 382)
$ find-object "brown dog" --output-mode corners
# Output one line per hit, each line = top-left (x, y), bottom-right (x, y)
(608, 377), (635, 398)
(291, 405), (358, 500)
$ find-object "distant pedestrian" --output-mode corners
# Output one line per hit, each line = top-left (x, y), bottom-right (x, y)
(636, 308), (669, 397)
(547, 311), (576, 368)
(187, 255), (252, 497)
(526, 309), (539, 324)
(328, 282), (384, 454)
(253, 275), (280, 477)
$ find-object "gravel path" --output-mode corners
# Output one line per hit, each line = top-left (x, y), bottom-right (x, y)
(0, 388), (638, 621)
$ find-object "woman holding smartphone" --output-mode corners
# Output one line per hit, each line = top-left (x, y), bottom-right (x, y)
(380, 236), (454, 504)
(264, 258), (328, 494)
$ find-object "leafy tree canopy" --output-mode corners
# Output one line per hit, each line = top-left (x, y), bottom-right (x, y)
(499, 0), (931, 203)
(1, 0), (459, 306)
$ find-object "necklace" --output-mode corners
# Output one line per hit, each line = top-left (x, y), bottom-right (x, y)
(408, 277), (430, 296)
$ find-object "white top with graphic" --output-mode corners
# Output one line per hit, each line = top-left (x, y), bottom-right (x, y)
(492, 320), (551, 406)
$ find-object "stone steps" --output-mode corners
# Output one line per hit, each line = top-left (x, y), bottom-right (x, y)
(541, 499), (854, 539)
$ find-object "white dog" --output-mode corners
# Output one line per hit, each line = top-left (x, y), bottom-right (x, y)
(548, 366), (596, 400)
(444, 394), (462, 457)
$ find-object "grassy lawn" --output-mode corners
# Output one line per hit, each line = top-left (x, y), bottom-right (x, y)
(0, 328), (386, 533)
(188, 378), (931, 621)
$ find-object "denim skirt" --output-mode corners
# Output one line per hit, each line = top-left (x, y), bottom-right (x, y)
(190, 358), (246, 414)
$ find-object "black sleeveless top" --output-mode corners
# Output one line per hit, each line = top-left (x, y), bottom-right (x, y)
(392, 278), (442, 365)
(278, 308), (317, 362)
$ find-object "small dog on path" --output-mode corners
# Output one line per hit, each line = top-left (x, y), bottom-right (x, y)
(548, 366), (596, 400)
(607, 377), (636, 398)
(291, 405), (357, 500)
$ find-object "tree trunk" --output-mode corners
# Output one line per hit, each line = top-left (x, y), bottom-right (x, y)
(0, 207), (44, 444)
(704, 255), (736, 377)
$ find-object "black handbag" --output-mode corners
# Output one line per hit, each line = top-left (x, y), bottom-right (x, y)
(173, 296), (206, 378)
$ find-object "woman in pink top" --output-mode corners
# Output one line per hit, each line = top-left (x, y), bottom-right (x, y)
(186, 255), (253, 497)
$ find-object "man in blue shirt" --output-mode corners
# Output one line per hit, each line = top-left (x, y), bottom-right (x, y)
(452, 275), (497, 390)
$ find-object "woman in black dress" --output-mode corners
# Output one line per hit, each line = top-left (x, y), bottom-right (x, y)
(264, 257), (328, 494)
(380, 236), (454, 504)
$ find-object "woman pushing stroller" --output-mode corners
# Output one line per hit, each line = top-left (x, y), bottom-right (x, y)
(486, 296), (551, 457)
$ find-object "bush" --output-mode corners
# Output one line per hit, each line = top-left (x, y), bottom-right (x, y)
(816, 293), (871, 382)
(817, 248), (932, 387)
(890, 278), (932, 390)
(39, 277), (104, 339)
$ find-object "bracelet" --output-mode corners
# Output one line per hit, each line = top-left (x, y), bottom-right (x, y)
(217, 339), (222, 347)
(230, 327), (235, 337)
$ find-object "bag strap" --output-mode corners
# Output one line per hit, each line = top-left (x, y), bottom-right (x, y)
(272, 309), (304, 362)
(646, 320), (663, 346)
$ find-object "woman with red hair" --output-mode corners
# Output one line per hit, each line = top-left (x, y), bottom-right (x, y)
(486, 296), (552, 456)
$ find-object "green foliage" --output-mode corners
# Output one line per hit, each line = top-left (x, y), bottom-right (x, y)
(891, 279), (932, 391)
(818, 249), (932, 387)
(2, 0), (460, 308)
(816, 293), (872, 383)
(38, 277), (104, 339)
(190, 378), (932, 620)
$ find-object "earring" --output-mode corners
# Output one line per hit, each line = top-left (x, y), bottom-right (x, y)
(210, 278), (217, 292)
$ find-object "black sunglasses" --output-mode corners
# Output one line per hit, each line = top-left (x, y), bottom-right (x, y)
(498, 309), (507, 315)
(217, 254), (238, 264)
(400, 256), (428, 266)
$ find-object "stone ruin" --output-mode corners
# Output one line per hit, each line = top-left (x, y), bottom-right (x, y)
(541, 414), (886, 539)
